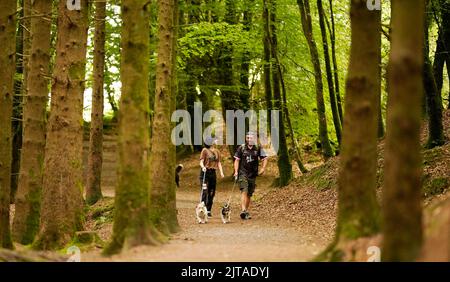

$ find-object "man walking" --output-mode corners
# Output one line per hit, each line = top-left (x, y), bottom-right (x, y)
(233, 132), (268, 220)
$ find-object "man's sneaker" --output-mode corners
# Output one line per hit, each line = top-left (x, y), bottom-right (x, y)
(245, 212), (252, 219)
(240, 211), (247, 219)
(207, 211), (212, 218)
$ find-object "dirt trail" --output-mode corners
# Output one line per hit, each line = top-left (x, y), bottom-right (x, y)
(82, 150), (328, 262)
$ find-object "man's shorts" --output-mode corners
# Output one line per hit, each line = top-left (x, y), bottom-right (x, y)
(238, 176), (256, 197)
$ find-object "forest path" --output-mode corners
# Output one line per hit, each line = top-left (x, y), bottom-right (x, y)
(82, 148), (328, 261)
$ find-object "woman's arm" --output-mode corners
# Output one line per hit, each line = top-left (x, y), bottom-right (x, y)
(200, 159), (206, 171)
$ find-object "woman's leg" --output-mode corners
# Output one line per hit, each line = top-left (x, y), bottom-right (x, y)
(206, 172), (217, 213)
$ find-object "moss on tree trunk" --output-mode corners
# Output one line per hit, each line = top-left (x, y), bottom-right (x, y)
(337, 0), (381, 241)
(104, 0), (160, 255)
(32, 0), (89, 250)
(424, 1), (445, 148)
(149, 0), (180, 235)
(13, 0), (52, 245)
(382, 0), (425, 262)
(0, 0), (17, 250)
(86, 0), (107, 205)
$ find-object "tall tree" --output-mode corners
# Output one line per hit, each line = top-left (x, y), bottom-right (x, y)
(318, 0), (342, 145)
(382, 0), (425, 261)
(33, 0), (89, 250)
(432, 0), (449, 104)
(275, 55), (308, 174)
(240, 0), (254, 107)
(149, 0), (180, 235)
(424, 0), (445, 148)
(269, 0), (292, 186)
(297, 0), (334, 159)
(263, 0), (272, 129)
(13, 0), (52, 245)
(327, 0), (344, 126)
(0, 0), (17, 250)
(105, 0), (160, 255)
(331, 0), (381, 256)
(86, 0), (107, 205)
(11, 0), (31, 203)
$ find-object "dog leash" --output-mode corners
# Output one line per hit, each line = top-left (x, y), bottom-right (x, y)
(199, 170), (207, 203)
(225, 176), (238, 206)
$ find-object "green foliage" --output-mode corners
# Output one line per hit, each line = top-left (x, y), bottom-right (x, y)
(178, 22), (261, 72)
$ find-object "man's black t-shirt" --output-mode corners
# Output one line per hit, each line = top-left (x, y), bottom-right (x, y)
(234, 144), (267, 179)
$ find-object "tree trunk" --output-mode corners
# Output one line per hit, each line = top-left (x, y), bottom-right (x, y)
(275, 55), (308, 174)
(13, 0), (52, 245)
(432, 0), (450, 106)
(11, 0), (30, 204)
(328, 0), (344, 125)
(240, 0), (254, 111)
(86, 0), (107, 205)
(149, 0), (180, 235)
(270, 0), (292, 186)
(447, 60), (450, 109)
(32, 0), (89, 250)
(378, 103), (385, 138)
(0, 0), (17, 250)
(335, 0), (381, 244)
(219, 0), (245, 156)
(382, 0), (424, 262)
(318, 0), (341, 145)
(297, 0), (334, 159)
(425, 1), (445, 148)
(104, 0), (160, 255)
(263, 0), (272, 130)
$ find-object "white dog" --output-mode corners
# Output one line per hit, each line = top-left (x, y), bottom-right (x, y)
(195, 201), (208, 224)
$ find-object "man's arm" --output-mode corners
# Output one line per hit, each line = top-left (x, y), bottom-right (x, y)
(259, 157), (268, 175)
(233, 158), (240, 178)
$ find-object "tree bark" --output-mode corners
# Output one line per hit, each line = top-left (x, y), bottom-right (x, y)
(263, 0), (272, 130)
(382, 0), (424, 262)
(276, 55), (308, 174)
(328, 0), (344, 125)
(33, 0), (89, 250)
(0, 0), (17, 250)
(297, 0), (334, 159)
(270, 0), (293, 186)
(334, 0), (381, 247)
(318, 0), (341, 145)
(13, 0), (52, 245)
(11, 0), (31, 204)
(86, 0), (107, 205)
(105, 0), (160, 255)
(424, 1), (445, 148)
(432, 0), (449, 105)
(219, 0), (246, 156)
(149, 0), (180, 235)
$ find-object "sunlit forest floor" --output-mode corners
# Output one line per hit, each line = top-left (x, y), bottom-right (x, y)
(5, 111), (449, 262)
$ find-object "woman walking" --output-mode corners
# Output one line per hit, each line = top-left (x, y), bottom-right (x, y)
(199, 136), (225, 217)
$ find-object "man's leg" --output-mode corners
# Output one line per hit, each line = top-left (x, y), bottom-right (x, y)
(245, 179), (256, 219)
(241, 192), (249, 212)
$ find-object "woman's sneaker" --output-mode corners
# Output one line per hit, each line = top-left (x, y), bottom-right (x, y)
(240, 210), (247, 219)
(245, 212), (252, 219)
